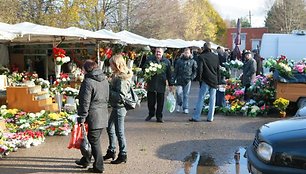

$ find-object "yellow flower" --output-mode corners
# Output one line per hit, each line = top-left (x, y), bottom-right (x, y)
(48, 113), (61, 120)
(7, 109), (18, 115)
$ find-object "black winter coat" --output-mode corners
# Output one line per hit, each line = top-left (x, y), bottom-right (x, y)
(77, 69), (109, 129)
(198, 51), (220, 88)
(144, 56), (173, 93)
(173, 56), (197, 86)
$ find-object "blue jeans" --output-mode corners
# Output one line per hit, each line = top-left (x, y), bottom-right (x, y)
(192, 82), (217, 121)
(107, 107), (127, 155)
(176, 81), (191, 110)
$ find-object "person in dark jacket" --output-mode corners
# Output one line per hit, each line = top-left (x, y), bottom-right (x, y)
(103, 54), (132, 165)
(173, 47), (197, 114)
(144, 47), (173, 123)
(242, 51), (257, 101)
(75, 59), (109, 173)
(189, 42), (219, 122)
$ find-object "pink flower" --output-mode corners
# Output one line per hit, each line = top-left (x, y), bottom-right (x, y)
(294, 64), (305, 73)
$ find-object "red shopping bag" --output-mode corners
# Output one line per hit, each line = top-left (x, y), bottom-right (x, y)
(67, 123), (88, 149)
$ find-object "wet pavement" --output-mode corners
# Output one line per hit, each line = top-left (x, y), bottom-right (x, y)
(0, 82), (280, 174)
(177, 147), (248, 174)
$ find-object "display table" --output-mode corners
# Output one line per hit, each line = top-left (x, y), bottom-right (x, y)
(6, 86), (59, 113)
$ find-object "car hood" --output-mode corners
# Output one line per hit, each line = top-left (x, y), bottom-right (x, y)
(258, 117), (306, 145)
(257, 117), (306, 168)
(259, 117), (306, 135)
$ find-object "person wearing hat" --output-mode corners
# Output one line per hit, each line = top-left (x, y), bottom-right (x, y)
(242, 51), (257, 101)
(189, 42), (220, 122)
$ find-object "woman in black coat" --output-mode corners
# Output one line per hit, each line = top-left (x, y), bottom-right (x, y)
(75, 59), (109, 173)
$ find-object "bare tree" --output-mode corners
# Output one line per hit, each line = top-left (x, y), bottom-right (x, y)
(265, 0), (306, 33)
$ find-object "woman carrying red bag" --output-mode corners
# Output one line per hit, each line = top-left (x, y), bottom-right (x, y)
(75, 59), (109, 173)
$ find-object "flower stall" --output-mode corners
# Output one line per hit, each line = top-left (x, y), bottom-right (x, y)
(0, 105), (75, 158)
(265, 56), (306, 108)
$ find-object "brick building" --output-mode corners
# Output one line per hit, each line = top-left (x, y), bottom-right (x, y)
(227, 27), (268, 51)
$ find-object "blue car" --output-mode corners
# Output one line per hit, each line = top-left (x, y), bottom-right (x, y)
(247, 117), (306, 174)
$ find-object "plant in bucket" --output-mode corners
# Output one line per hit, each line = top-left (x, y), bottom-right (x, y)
(63, 87), (79, 105)
(273, 97), (289, 118)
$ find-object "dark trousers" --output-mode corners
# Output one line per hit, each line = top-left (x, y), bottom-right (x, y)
(244, 84), (251, 101)
(80, 128), (104, 171)
(147, 91), (165, 119)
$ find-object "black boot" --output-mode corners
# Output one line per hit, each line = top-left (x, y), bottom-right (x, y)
(110, 154), (127, 164)
(103, 150), (116, 161)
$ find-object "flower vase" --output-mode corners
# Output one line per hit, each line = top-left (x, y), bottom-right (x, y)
(127, 59), (134, 69)
(42, 88), (49, 92)
(98, 60), (104, 70)
(66, 96), (75, 105)
(55, 93), (63, 111)
(279, 111), (286, 118)
(55, 64), (61, 78)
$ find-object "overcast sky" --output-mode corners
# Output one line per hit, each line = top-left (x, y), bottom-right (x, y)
(209, 0), (275, 27)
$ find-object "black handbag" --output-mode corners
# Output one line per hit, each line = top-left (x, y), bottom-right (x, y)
(124, 87), (139, 110)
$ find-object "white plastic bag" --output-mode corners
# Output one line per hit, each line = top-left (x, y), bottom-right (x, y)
(166, 92), (176, 113)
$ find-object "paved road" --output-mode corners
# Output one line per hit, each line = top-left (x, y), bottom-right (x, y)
(0, 82), (280, 174)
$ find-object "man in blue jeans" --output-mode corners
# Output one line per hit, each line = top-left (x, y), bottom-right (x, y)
(173, 48), (197, 114)
(189, 42), (220, 122)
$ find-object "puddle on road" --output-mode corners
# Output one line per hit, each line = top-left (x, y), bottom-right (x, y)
(177, 147), (249, 174)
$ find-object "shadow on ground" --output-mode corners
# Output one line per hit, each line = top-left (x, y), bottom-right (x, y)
(0, 156), (85, 174)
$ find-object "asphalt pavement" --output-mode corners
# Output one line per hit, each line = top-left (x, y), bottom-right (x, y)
(0, 82), (280, 174)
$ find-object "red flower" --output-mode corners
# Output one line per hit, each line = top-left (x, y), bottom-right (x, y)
(53, 47), (66, 59)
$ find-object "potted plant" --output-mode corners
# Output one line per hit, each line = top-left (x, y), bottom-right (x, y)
(273, 97), (290, 117)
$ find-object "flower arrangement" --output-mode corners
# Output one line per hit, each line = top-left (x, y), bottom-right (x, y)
(264, 55), (294, 78)
(128, 51), (137, 60)
(248, 75), (275, 103)
(9, 72), (38, 85)
(99, 47), (112, 61)
(219, 66), (230, 79)
(35, 78), (50, 89)
(143, 62), (166, 81)
(51, 73), (70, 94)
(276, 62), (292, 77)
(224, 59), (244, 70)
(273, 97), (289, 113)
(53, 47), (70, 65)
(63, 87), (79, 97)
(294, 63), (306, 73)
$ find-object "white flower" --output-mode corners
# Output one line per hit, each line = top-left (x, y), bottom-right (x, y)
(145, 68), (150, 73)
(157, 64), (162, 69)
(149, 62), (154, 66)
(152, 67), (157, 72)
(28, 113), (36, 119)
(62, 78), (66, 82)
(1, 105), (7, 109)
(56, 57), (62, 62)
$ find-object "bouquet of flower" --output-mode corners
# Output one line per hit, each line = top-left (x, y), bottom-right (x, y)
(143, 62), (166, 81)
(273, 97), (289, 112)
(53, 47), (70, 65)
(63, 87), (79, 97)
